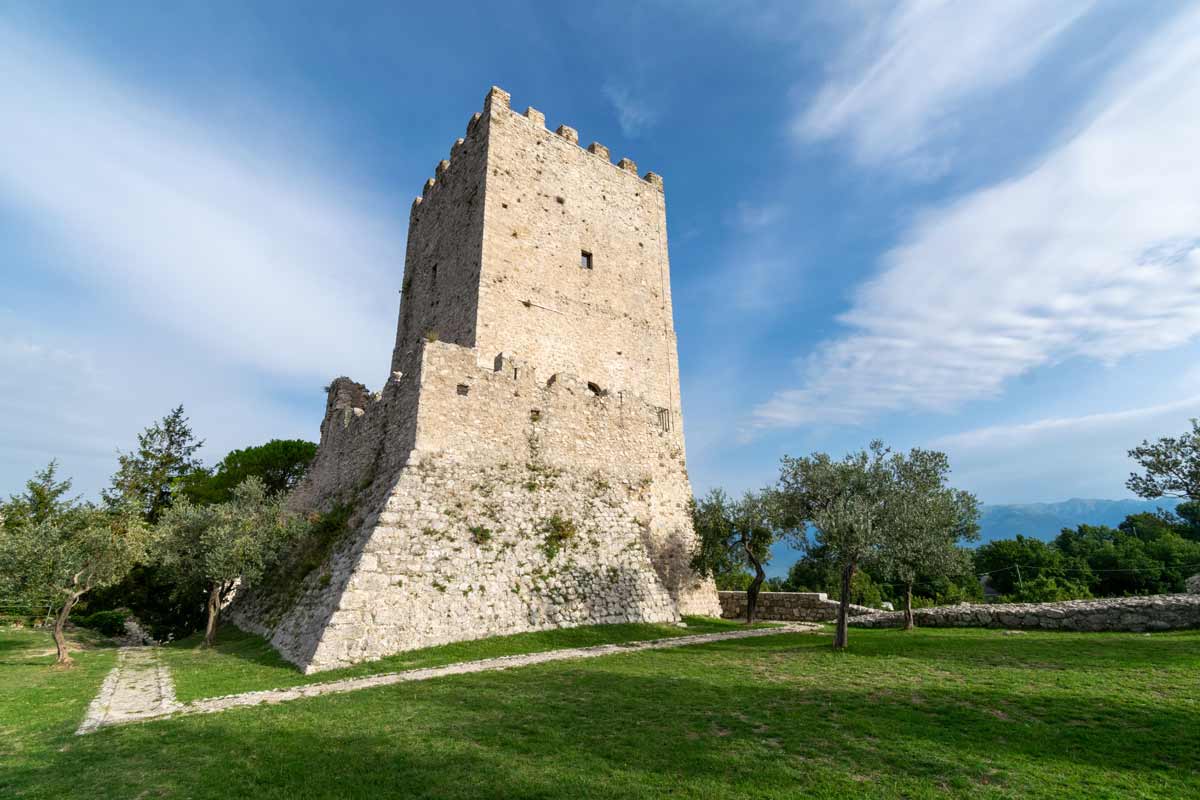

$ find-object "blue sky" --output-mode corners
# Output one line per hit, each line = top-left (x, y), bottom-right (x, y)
(4, 1), (1200, 511)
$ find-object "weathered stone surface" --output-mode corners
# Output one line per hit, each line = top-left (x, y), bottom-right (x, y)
(718, 591), (875, 622)
(229, 87), (718, 673)
(849, 595), (1200, 632)
(76, 648), (179, 734)
(1187, 574), (1200, 594)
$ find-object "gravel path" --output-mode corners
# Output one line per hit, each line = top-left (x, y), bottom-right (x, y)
(76, 647), (181, 734)
(77, 623), (819, 734)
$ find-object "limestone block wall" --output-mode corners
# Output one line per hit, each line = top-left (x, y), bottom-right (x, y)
(718, 591), (875, 622)
(848, 595), (1200, 632)
(390, 111), (489, 378)
(476, 88), (681, 417)
(232, 339), (718, 672)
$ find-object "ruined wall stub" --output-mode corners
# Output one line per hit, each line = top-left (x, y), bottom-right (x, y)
(230, 87), (719, 673)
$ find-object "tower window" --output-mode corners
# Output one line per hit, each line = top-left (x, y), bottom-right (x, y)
(456, 384), (469, 396)
(580, 250), (593, 270)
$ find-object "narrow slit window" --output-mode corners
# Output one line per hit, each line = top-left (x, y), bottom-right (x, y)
(580, 250), (593, 270)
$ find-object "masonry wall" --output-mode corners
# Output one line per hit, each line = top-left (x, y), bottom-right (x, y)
(234, 340), (718, 672)
(390, 111), (489, 378)
(848, 595), (1200, 632)
(230, 86), (719, 672)
(475, 89), (682, 419)
(718, 591), (875, 622)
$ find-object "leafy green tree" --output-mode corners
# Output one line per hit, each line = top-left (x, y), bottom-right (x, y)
(775, 441), (893, 650)
(1007, 575), (1092, 603)
(691, 489), (779, 623)
(973, 535), (1072, 597)
(156, 477), (304, 646)
(878, 449), (979, 630)
(0, 464), (149, 665)
(1127, 418), (1200, 501)
(104, 406), (204, 523)
(179, 439), (317, 505)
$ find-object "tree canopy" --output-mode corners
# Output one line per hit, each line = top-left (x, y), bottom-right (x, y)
(0, 463), (149, 664)
(156, 477), (305, 646)
(104, 405), (204, 523)
(179, 439), (317, 505)
(690, 489), (780, 622)
(1127, 418), (1200, 501)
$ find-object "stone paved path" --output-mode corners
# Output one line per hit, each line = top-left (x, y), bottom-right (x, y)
(76, 647), (181, 734)
(77, 623), (819, 734)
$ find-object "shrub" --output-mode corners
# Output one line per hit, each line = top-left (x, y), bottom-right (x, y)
(76, 610), (128, 638)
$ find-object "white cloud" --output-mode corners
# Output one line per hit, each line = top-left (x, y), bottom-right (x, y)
(754, 6), (1200, 429)
(932, 396), (1200, 503)
(0, 24), (409, 498)
(603, 83), (660, 137)
(796, 0), (1092, 171)
(727, 202), (784, 232)
(0, 24), (404, 384)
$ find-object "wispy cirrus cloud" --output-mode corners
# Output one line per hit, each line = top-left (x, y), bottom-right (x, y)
(0, 23), (406, 496)
(795, 0), (1093, 173)
(931, 395), (1200, 503)
(754, 5), (1200, 430)
(603, 83), (660, 137)
(0, 23), (403, 383)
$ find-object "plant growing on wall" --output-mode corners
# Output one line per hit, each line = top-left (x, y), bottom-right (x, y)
(539, 514), (577, 559)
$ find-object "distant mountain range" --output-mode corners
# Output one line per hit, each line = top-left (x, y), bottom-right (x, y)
(977, 498), (1184, 544)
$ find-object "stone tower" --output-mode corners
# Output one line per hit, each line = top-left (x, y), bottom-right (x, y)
(230, 87), (719, 673)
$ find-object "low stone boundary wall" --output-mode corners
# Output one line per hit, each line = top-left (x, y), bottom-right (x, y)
(718, 591), (874, 622)
(849, 594), (1200, 632)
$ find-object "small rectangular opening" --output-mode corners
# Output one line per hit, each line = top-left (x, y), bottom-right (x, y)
(580, 250), (593, 270)
(456, 384), (469, 396)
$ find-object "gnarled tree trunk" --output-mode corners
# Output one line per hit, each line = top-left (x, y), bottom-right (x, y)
(904, 582), (915, 630)
(834, 560), (856, 650)
(53, 591), (83, 666)
(204, 583), (223, 648)
(744, 539), (766, 625)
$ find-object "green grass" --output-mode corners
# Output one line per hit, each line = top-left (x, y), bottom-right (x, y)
(160, 616), (768, 702)
(3, 624), (1199, 799)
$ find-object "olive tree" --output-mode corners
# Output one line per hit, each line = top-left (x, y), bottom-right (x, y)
(775, 442), (893, 650)
(0, 463), (149, 665)
(156, 477), (304, 646)
(878, 449), (979, 630)
(690, 489), (777, 623)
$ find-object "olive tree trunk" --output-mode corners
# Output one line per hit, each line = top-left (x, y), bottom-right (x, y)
(744, 540), (766, 625)
(834, 560), (856, 650)
(903, 582), (915, 631)
(52, 592), (83, 666)
(203, 583), (223, 648)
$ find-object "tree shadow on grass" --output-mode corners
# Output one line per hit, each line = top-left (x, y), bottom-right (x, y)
(15, 641), (1200, 800)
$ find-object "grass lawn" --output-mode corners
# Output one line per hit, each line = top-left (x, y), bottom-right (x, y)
(2, 624), (1199, 799)
(159, 616), (767, 702)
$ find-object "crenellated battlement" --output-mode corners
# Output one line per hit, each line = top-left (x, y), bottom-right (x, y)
(412, 85), (663, 213)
